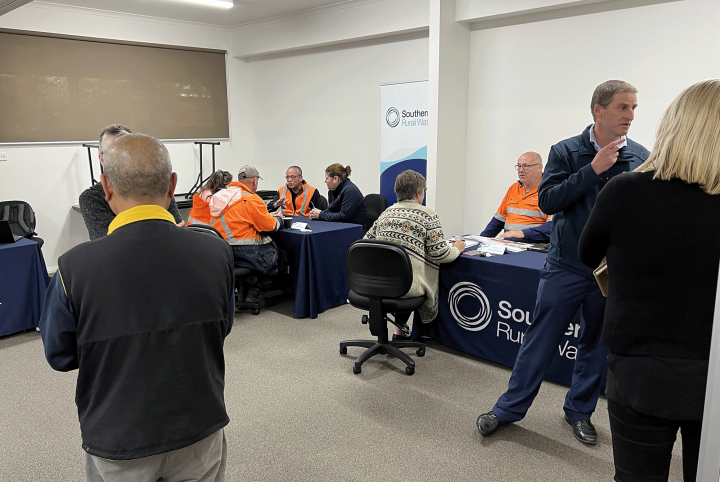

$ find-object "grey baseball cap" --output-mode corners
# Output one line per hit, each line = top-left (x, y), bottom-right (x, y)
(238, 165), (263, 180)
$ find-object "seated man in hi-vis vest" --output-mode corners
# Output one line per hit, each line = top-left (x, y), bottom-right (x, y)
(209, 165), (282, 277)
(268, 166), (323, 217)
(480, 152), (552, 243)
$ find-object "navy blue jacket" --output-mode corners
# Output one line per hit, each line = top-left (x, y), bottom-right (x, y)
(320, 178), (367, 228)
(539, 125), (649, 278)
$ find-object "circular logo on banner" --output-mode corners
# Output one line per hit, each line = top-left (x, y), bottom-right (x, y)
(386, 107), (400, 127)
(449, 282), (492, 332)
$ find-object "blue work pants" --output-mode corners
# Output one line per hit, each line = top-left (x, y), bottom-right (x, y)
(493, 263), (607, 422)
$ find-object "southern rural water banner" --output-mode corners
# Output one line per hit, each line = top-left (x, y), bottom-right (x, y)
(380, 80), (428, 205)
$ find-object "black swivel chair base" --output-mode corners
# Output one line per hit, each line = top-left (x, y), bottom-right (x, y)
(340, 314), (425, 376)
(340, 337), (425, 375)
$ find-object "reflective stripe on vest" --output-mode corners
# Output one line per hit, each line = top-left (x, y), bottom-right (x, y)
(504, 222), (541, 230)
(280, 184), (312, 216)
(507, 207), (545, 218)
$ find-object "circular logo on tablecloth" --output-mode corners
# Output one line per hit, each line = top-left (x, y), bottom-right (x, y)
(449, 281), (492, 332)
(386, 107), (400, 127)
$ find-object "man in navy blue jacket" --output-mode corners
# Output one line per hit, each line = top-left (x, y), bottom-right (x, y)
(476, 80), (650, 445)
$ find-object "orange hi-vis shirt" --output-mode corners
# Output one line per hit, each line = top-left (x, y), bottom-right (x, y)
(277, 184), (317, 216)
(187, 193), (211, 226)
(494, 181), (550, 230)
(209, 182), (280, 245)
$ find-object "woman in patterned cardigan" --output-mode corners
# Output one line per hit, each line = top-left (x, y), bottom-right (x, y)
(364, 170), (465, 340)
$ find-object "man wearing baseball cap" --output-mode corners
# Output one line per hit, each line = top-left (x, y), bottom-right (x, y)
(209, 165), (282, 277)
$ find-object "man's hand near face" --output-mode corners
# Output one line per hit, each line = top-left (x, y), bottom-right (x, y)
(590, 137), (625, 175)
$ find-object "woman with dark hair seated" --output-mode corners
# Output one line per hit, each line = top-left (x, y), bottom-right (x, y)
(187, 170), (232, 226)
(308, 163), (367, 229)
(364, 170), (465, 339)
(579, 79), (720, 482)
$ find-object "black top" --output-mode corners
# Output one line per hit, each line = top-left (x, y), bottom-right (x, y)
(319, 178), (367, 228)
(79, 183), (182, 240)
(58, 219), (235, 459)
(579, 170), (720, 419)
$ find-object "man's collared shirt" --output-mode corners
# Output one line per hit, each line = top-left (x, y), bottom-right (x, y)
(589, 123), (627, 152)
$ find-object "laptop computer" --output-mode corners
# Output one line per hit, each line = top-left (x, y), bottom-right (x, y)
(0, 220), (23, 244)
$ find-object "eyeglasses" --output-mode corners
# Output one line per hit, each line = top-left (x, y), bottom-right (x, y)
(515, 163), (541, 171)
(285, 175), (300, 180)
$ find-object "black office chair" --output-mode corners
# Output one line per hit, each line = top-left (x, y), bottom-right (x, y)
(0, 200), (44, 247)
(364, 194), (388, 230)
(316, 194), (329, 210)
(340, 239), (426, 375)
(185, 223), (262, 315)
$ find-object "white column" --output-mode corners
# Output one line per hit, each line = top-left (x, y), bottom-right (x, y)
(427, 0), (470, 236)
(697, 262), (720, 481)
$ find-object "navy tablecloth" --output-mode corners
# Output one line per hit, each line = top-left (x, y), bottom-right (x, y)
(420, 250), (581, 387)
(0, 238), (49, 336)
(272, 217), (364, 319)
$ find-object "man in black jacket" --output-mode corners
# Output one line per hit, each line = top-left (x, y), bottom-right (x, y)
(476, 80), (650, 445)
(79, 124), (183, 240)
(40, 134), (235, 481)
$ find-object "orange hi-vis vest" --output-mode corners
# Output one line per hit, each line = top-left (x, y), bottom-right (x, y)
(187, 194), (211, 226)
(210, 182), (279, 245)
(278, 184), (317, 216)
(493, 182), (550, 230)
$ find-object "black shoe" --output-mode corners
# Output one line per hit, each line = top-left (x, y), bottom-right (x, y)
(392, 334), (411, 341)
(565, 416), (597, 445)
(476, 411), (505, 436)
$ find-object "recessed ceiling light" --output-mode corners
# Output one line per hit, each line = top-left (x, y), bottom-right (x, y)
(177, 0), (233, 8)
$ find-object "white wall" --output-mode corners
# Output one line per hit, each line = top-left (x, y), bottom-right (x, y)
(464, 0), (720, 234)
(244, 33), (430, 198)
(0, 3), (248, 267)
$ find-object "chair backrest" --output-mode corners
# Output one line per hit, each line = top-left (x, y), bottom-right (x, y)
(0, 200), (37, 237)
(346, 239), (413, 299)
(317, 194), (329, 210)
(364, 194), (388, 230)
(186, 223), (224, 239)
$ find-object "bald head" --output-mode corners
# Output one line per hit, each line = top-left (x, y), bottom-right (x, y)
(516, 151), (543, 190)
(102, 134), (173, 201)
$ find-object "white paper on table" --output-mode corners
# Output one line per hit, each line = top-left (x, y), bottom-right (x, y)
(291, 222), (308, 230)
(479, 243), (506, 255)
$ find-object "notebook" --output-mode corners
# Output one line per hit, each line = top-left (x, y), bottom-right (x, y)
(0, 220), (23, 244)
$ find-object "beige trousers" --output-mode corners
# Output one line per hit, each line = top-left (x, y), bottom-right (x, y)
(85, 429), (226, 482)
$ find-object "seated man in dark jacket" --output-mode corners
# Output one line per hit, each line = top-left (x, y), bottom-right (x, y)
(308, 163), (367, 229)
(40, 133), (235, 481)
(79, 124), (183, 240)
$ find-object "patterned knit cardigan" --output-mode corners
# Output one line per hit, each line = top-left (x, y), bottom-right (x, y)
(364, 200), (460, 322)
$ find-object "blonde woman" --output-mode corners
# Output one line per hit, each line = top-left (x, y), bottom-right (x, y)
(579, 79), (720, 482)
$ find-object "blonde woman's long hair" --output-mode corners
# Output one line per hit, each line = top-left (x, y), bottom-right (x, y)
(636, 79), (720, 194)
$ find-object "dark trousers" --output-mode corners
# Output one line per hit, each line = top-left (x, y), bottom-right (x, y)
(608, 399), (701, 482)
(493, 263), (607, 422)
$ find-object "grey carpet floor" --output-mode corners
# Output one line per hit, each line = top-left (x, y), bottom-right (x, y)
(0, 296), (684, 481)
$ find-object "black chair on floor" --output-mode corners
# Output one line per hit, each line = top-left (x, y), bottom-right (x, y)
(0, 200), (44, 247)
(364, 193), (388, 230)
(340, 239), (426, 375)
(185, 223), (263, 315)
